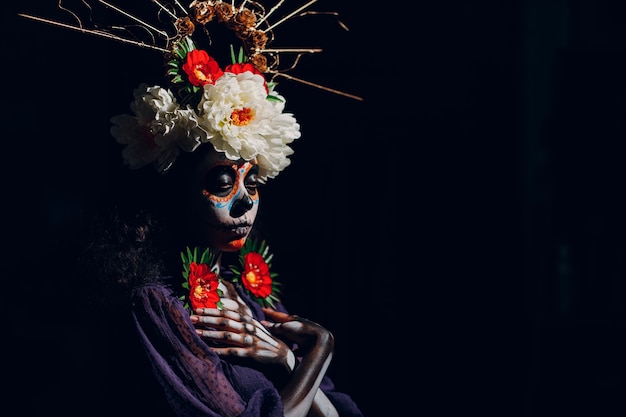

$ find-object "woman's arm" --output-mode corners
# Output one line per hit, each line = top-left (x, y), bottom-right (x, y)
(307, 388), (340, 417)
(191, 281), (339, 416)
(262, 309), (338, 417)
(192, 307), (339, 416)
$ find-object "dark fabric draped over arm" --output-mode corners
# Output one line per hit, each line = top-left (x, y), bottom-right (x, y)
(131, 283), (284, 417)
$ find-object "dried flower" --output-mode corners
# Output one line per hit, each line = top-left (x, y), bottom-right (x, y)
(175, 16), (195, 37)
(189, 0), (215, 25)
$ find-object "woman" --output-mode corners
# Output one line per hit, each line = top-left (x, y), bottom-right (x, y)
(69, 2), (363, 415)
(79, 144), (361, 417)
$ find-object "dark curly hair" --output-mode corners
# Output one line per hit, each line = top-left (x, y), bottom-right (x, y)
(74, 205), (169, 312)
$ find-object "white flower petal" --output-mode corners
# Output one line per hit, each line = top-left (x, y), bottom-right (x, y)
(196, 73), (301, 180)
(111, 71), (301, 179)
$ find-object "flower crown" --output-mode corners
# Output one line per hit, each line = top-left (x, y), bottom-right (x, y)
(20, 1), (362, 181)
(110, 40), (300, 180)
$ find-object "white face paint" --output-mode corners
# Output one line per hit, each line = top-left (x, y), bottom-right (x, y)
(185, 148), (260, 252)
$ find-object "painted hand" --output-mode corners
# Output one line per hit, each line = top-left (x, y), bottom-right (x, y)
(261, 308), (334, 357)
(190, 280), (296, 372)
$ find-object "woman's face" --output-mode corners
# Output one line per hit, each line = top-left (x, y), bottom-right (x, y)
(184, 148), (260, 252)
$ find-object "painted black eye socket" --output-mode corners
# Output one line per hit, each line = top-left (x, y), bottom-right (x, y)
(245, 165), (260, 196)
(204, 166), (235, 197)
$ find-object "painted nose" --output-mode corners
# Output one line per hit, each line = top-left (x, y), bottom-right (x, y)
(231, 193), (253, 217)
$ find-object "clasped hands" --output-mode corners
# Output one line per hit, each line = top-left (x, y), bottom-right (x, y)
(189, 280), (331, 374)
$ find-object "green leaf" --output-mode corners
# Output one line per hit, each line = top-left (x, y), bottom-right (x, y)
(229, 44), (236, 64)
(174, 36), (196, 60)
(173, 46), (186, 60)
(184, 36), (196, 52)
(266, 95), (283, 103)
(238, 46), (245, 64)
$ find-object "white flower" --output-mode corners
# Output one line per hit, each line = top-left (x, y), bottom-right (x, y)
(110, 84), (207, 173)
(110, 72), (300, 180)
(196, 72), (301, 181)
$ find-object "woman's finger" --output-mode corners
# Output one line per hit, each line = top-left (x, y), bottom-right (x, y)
(192, 314), (257, 332)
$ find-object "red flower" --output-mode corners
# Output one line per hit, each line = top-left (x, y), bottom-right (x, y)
(182, 49), (224, 86)
(225, 62), (268, 94)
(225, 62), (260, 75)
(188, 262), (221, 309)
(241, 252), (273, 298)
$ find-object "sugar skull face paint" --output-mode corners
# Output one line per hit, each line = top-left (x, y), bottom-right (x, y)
(185, 148), (260, 252)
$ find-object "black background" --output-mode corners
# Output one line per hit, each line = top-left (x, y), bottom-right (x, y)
(5, 1), (626, 416)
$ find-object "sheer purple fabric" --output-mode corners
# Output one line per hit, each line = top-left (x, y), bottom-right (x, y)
(131, 283), (363, 416)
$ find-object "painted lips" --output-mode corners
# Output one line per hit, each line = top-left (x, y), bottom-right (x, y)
(230, 225), (251, 237)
